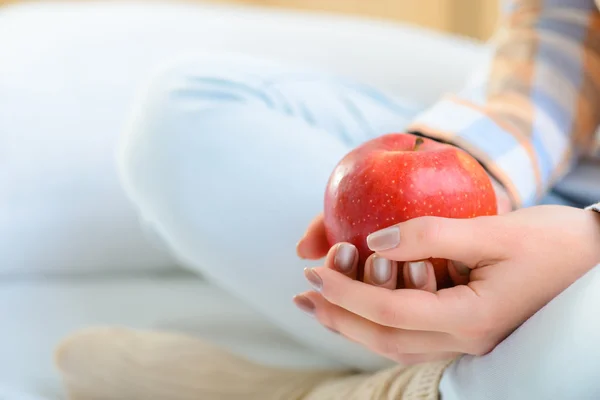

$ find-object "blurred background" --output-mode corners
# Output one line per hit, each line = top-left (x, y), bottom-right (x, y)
(0, 1), (500, 399)
(0, 0), (500, 40)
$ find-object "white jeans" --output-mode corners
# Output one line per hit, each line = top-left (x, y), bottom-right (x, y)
(118, 54), (600, 399)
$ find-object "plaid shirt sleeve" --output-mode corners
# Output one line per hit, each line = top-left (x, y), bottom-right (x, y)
(407, 0), (600, 208)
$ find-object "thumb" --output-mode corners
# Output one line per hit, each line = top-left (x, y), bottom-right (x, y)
(366, 216), (499, 265)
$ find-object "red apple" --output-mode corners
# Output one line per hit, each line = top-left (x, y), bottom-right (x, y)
(323, 133), (497, 288)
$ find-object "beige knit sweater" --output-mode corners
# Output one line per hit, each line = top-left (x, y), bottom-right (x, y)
(56, 327), (453, 400)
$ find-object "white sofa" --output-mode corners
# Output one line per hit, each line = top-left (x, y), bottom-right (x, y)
(0, 2), (486, 398)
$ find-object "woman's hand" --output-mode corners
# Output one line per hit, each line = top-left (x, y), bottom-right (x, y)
(297, 176), (513, 261)
(294, 205), (600, 365)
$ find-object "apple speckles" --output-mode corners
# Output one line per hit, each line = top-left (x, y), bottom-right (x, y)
(324, 136), (496, 253)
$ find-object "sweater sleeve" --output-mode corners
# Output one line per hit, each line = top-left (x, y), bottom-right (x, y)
(408, 0), (600, 209)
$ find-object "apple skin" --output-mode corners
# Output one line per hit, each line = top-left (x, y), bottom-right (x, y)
(323, 133), (497, 288)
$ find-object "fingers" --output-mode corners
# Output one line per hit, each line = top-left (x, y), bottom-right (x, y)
(362, 254), (399, 289)
(448, 260), (471, 286)
(402, 260), (437, 292)
(296, 213), (330, 260)
(300, 291), (461, 360)
(324, 242), (358, 279)
(305, 266), (478, 332)
(366, 215), (501, 265)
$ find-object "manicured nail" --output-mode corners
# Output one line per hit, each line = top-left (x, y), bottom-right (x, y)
(454, 261), (471, 276)
(293, 295), (315, 316)
(408, 261), (428, 288)
(304, 268), (323, 291)
(334, 243), (357, 273)
(372, 256), (392, 284)
(367, 226), (400, 251)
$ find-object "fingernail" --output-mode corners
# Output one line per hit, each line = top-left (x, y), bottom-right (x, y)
(367, 226), (400, 251)
(454, 261), (471, 276)
(334, 243), (357, 273)
(408, 261), (428, 288)
(304, 268), (323, 292)
(372, 256), (392, 284)
(293, 295), (315, 316)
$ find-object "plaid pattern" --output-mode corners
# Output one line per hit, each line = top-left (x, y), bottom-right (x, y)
(408, 0), (600, 208)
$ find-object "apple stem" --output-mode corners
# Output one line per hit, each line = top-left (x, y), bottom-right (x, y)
(413, 137), (424, 151)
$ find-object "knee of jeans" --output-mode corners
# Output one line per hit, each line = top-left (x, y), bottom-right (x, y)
(118, 56), (274, 204)
(138, 55), (277, 114)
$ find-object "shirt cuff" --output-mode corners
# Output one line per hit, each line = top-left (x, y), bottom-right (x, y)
(407, 96), (539, 209)
(586, 202), (600, 213)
